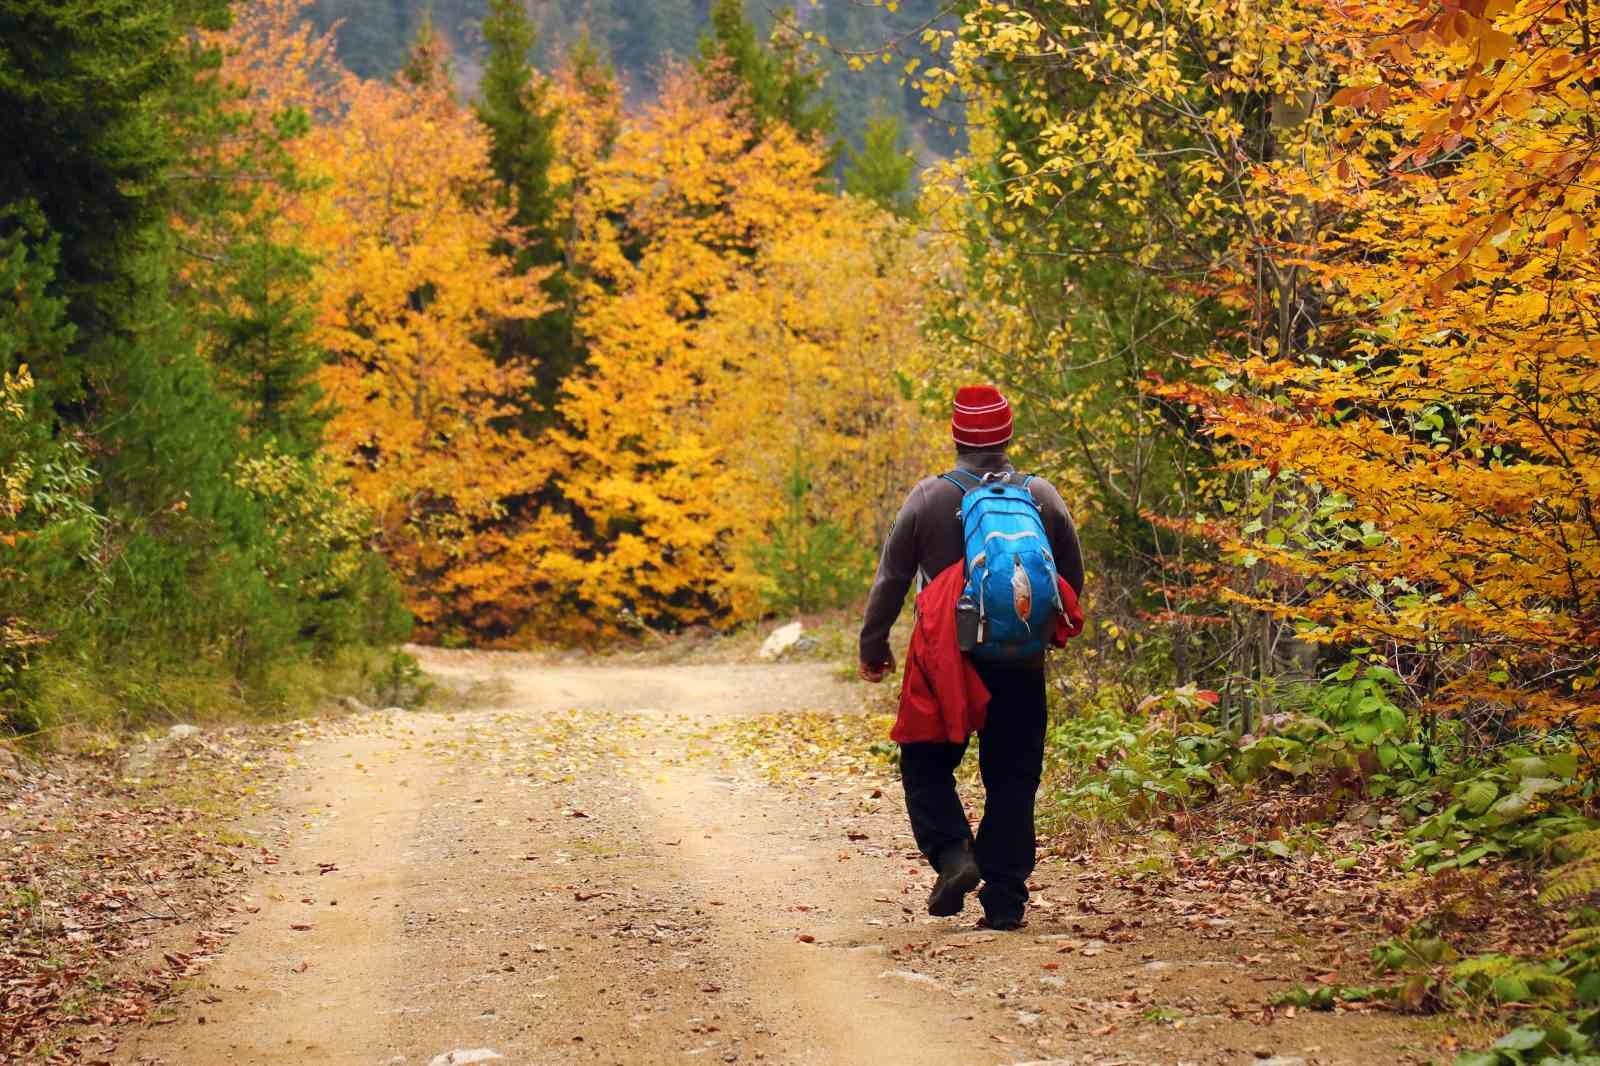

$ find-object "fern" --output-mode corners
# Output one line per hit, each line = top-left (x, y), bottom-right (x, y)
(1450, 955), (1575, 1007)
(1559, 928), (1600, 980)
(1542, 830), (1600, 906)
(1540, 831), (1600, 983)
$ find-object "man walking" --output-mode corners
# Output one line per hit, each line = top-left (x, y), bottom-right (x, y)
(859, 385), (1084, 929)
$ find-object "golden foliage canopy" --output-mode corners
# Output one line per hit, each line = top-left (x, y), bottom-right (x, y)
(544, 70), (939, 634)
(278, 38), (557, 639)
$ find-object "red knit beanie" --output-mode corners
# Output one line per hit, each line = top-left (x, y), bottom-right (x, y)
(951, 385), (1013, 448)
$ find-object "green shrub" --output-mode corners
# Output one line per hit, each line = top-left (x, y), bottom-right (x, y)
(749, 465), (874, 616)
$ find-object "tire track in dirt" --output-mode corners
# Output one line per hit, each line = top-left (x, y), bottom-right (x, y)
(115, 718), (439, 1063)
(117, 657), (990, 1066)
(624, 727), (994, 1066)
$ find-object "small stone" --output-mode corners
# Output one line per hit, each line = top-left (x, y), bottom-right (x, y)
(428, 1051), (503, 1066)
(167, 724), (202, 740)
(878, 969), (940, 988)
(758, 621), (804, 660)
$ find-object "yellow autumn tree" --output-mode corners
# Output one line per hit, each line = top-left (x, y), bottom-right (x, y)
(546, 38), (623, 260)
(217, 0), (342, 117)
(697, 197), (945, 615)
(541, 67), (862, 634)
(909, 0), (1342, 698)
(933, 0), (1597, 726)
(287, 34), (560, 641)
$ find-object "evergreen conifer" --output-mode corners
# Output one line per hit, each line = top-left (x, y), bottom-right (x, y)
(697, 0), (838, 161)
(843, 113), (917, 217)
(0, 0), (405, 728)
(475, 0), (582, 428)
(401, 10), (453, 91)
(477, 0), (560, 268)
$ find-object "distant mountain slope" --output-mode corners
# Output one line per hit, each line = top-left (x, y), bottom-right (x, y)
(304, 0), (959, 160)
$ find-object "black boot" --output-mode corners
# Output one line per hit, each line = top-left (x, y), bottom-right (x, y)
(927, 841), (981, 917)
(980, 912), (1025, 931)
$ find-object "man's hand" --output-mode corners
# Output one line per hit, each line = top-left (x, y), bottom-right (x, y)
(859, 653), (896, 683)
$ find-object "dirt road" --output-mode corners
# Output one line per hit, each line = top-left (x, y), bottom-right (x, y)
(116, 651), (1434, 1066)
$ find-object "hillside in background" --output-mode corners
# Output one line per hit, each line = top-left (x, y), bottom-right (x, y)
(305, 0), (960, 161)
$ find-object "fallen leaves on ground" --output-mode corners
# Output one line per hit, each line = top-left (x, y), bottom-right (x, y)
(0, 728), (292, 1063)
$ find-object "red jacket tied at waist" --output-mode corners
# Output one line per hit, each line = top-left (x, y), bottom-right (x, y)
(891, 564), (1084, 745)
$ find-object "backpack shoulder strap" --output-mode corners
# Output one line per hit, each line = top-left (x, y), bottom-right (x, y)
(941, 469), (982, 494)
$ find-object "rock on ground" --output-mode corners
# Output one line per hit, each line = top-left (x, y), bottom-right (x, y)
(427, 1050), (503, 1066)
(758, 621), (805, 660)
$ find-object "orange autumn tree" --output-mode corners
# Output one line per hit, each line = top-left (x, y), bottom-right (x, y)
(217, 0), (341, 117)
(288, 31), (560, 641)
(1186, 0), (1600, 725)
(540, 67), (848, 634)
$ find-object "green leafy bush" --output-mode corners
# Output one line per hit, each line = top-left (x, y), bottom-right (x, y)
(1044, 662), (1432, 824)
(1406, 755), (1594, 874)
(0, 215), (105, 730)
(1456, 1015), (1600, 1065)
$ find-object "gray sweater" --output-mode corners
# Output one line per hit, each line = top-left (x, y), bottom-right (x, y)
(859, 450), (1085, 667)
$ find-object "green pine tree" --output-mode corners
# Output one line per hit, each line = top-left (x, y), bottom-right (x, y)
(195, 231), (328, 457)
(177, 58), (328, 458)
(843, 113), (917, 217)
(748, 464), (873, 615)
(0, 0), (228, 385)
(401, 9), (453, 91)
(476, 0), (560, 268)
(697, 0), (838, 161)
(474, 0), (580, 429)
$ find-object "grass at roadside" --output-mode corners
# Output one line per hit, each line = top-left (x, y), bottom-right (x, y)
(5, 644), (429, 751)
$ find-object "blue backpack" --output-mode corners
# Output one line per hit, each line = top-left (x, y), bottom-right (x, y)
(942, 469), (1062, 662)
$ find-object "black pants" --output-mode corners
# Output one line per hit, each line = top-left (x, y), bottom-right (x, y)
(899, 664), (1047, 922)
